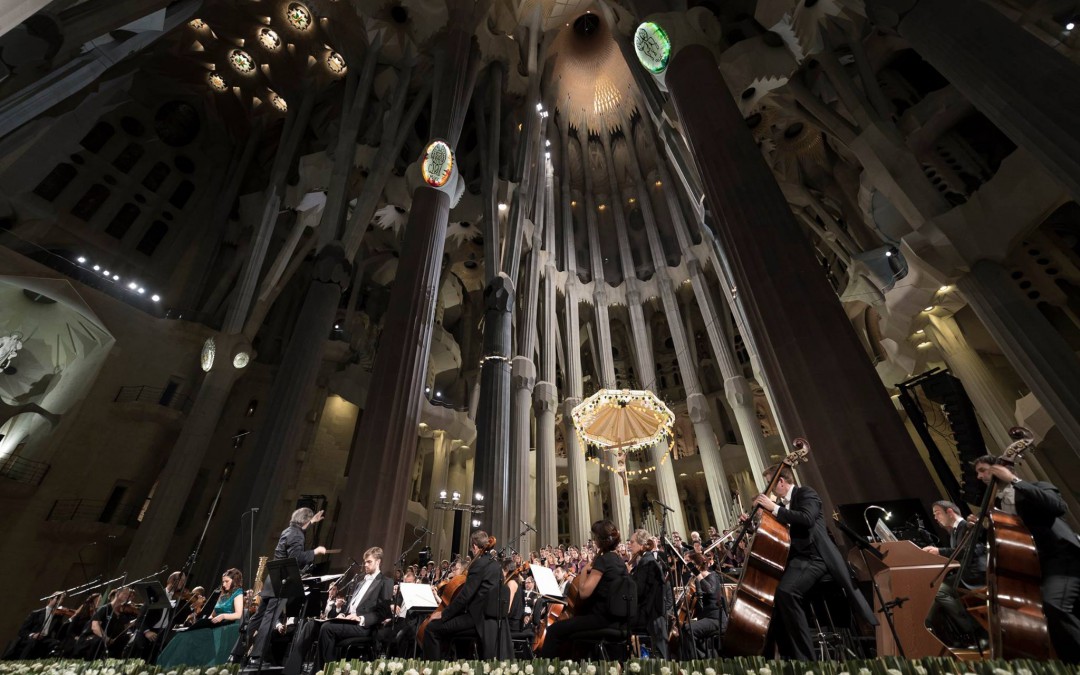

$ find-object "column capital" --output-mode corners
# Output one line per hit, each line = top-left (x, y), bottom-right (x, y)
(483, 272), (515, 313)
(511, 356), (537, 391)
(533, 381), (559, 414)
(686, 392), (711, 424)
(594, 287), (609, 306)
(562, 397), (582, 417)
(723, 375), (754, 408)
(313, 243), (352, 291)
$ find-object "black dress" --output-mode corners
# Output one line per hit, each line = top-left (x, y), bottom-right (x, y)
(537, 552), (631, 658)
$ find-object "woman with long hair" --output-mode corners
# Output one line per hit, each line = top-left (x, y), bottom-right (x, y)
(157, 569), (244, 668)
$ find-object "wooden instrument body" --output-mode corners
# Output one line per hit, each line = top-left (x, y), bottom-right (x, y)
(723, 509), (792, 656)
(985, 509), (1051, 659)
(416, 573), (467, 643)
(667, 579), (699, 654)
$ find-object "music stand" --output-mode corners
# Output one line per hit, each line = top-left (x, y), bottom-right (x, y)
(123, 581), (171, 660)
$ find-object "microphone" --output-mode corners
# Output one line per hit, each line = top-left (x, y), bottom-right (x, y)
(653, 499), (675, 513)
(416, 526), (433, 535)
(521, 520), (537, 532)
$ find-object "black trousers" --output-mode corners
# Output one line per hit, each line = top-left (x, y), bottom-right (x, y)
(678, 618), (720, 659)
(319, 622), (375, 666)
(235, 597), (283, 663)
(536, 613), (613, 659)
(1043, 550), (1080, 664)
(774, 555), (828, 661)
(927, 580), (982, 645)
(422, 615), (478, 660)
(283, 620), (319, 675)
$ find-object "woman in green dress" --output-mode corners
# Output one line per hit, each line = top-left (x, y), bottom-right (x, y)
(157, 569), (244, 667)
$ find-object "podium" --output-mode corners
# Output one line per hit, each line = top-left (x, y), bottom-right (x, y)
(854, 540), (957, 658)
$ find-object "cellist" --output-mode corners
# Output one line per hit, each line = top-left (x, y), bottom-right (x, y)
(752, 464), (876, 660)
(973, 455), (1080, 662)
(421, 531), (501, 659)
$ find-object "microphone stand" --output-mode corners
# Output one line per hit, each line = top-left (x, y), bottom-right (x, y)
(397, 528), (429, 571)
(832, 514), (905, 658)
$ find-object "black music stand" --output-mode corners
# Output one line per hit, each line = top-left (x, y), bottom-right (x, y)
(122, 581), (171, 660)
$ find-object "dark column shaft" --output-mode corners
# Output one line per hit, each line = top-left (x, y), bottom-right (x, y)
(665, 44), (939, 509)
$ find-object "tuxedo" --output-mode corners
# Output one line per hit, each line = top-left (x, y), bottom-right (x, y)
(630, 554), (668, 659)
(927, 519), (985, 644)
(1011, 480), (1080, 662)
(938, 518), (987, 588)
(3, 607), (59, 660)
(423, 552), (503, 659)
(283, 572), (392, 675)
(772, 485), (876, 661)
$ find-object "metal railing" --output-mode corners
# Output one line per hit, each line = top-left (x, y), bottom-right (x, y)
(0, 454), (50, 486)
(114, 385), (191, 412)
(45, 498), (140, 526)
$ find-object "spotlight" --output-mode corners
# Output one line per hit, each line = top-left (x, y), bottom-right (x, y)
(1068, 21), (1076, 30)
(536, 102), (543, 111)
(475, 492), (484, 501)
(472, 519), (481, 528)
(545, 140), (551, 147)
(137, 288), (145, 294)
(77, 256), (86, 263)
(128, 282), (137, 290)
(93, 265), (101, 271)
(113, 275), (120, 281)
(151, 294), (161, 302)
(439, 490), (447, 499)
(924, 305), (935, 312)
(435, 391), (441, 397)
(102, 269), (110, 276)
(498, 203), (508, 211)
(885, 250), (893, 257)
(938, 285), (951, 293)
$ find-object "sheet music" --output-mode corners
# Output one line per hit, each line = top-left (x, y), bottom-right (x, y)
(400, 583), (439, 610)
(875, 519), (899, 542)
(529, 564), (564, 598)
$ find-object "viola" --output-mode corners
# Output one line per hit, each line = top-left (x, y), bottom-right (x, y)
(533, 559), (585, 652)
(723, 439), (810, 656)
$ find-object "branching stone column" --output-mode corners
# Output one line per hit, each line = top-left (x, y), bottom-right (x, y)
(426, 430), (451, 560)
(957, 260), (1080, 456)
(638, 19), (938, 509)
(563, 284), (591, 545)
(475, 274), (515, 543)
(867, 0), (1080, 203)
(534, 163), (560, 546)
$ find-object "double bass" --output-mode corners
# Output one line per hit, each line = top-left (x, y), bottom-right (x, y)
(954, 427), (1050, 660)
(723, 440), (810, 656)
(416, 537), (497, 644)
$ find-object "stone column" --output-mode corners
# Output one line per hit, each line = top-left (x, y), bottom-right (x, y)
(446, 447), (472, 558)
(867, 0), (1080, 203)
(510, 356), (536, 544)
(337, 22), (477, 560)
(426, 430), (451, 560)
(474, 274), (514, 543)
(651, 35), (939, 510)
(956, 260), (1080, 455)
(534, 383), (559, 545)
(563, 398), (590, 544)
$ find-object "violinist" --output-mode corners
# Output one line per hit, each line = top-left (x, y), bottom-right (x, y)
(752, 464), (875, 661)
(628, 529), (668, 659)
(422, 531), (501, 659)
(921, 501), (986, 647)
(59, 593), (101, 658)
(974, 455), (1080, 662)
(677, 552), (724, 659)
(78, 587), (137, 659)
(3, 591), (67, 660)
(538, 520), (634, 659)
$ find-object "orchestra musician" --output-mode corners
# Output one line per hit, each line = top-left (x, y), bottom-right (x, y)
(156, 569), (244, 668)
(59, 593), (101, 658)
(284, 547), (392, 675)
(76, 587), (137, 659)
(422, 531), (501, 659)
(752, 464), (876, 661)
(921, 500), (986, 646)
(974, 455), (1080, 662)
(628, 528), (668, 659)
(126, 570), (188, 661)
(677, 552), (725, 659)
(3, 591), (66, 660)
(238, 507), (328, 668)
(538, 520), (634, 659)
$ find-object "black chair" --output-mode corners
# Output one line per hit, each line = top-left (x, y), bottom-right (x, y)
(572, 626), (629, 660)
(338, 634), (379, 661)
(805, 577), (860, 660)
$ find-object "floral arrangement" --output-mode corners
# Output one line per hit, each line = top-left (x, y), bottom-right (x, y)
(1, 657), (1075, 675)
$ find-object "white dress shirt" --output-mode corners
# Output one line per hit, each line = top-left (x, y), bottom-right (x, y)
(347, 574), (378, 625)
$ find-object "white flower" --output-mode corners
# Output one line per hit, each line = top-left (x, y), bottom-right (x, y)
(484, 666), (491, 675)
(587, 666), (597, 675)
(692, 671), (702, 675)
(424, 669), (433, 675)
(548, 668), (555, 674)
(705, 669), (715, 675)
(661, 668), (671, 675)
(406, 669), (419, 675)
(511, 667), (519, 674)
(525, 667), (534, 675)
(759, 669), (771, 675)
(561, 668), (570, 675)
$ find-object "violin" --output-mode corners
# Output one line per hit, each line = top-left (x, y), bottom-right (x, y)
(53, 607), (77, 619)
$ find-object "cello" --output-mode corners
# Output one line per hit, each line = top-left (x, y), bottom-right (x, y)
(723, 439), (810, 656)
(416, 537), (497, 644)
(954, 427), (1050, 660)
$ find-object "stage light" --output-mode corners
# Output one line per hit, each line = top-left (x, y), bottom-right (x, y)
(151, 294), (161, 302)
(77, 256), (86, 263)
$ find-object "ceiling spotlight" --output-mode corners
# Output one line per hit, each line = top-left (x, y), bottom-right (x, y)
(151, 294), (161, 302)
(113, 275), (120, 281)
(93, 265), (101, 271)
(923, 305), (935, 312)
(498, 203), (508, 211)
(1068, 21), (1076, 30)
(885, 250), (893, 257)
(425, 387), (431, 393)
(334, 323), (340, 329)
(77, 256), (86, 263)
(655, 180), (662, 187)
(915, 329), (924, 335)
(128, 282), (137, 290)
(102, 269), (110, 276)
(938, 285), (951, 293)
(545, 139), (551, 147)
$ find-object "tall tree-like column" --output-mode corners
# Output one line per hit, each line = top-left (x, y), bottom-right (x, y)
(867, 0), (1080, 203)
(534, 160), (560, 545)
(642, 25), (939, 509)
(337, 18), (479, 561)
(426, 430), (451, 560)
(957, 260), (1080, 455)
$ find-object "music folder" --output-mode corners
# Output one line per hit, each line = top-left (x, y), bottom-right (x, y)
(529, 564), (564, 599)
(134, 581), (171, 611)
